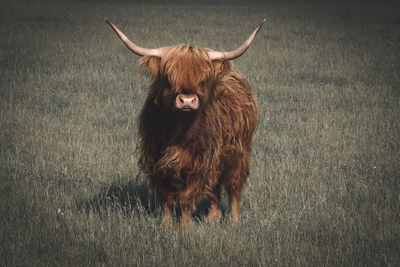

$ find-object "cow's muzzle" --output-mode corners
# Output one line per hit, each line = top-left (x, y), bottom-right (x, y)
(175, 94), (199, 111)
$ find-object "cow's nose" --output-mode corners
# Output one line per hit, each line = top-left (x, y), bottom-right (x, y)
(175, 94), (199, 111)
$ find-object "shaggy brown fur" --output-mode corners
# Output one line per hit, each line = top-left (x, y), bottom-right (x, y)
(138, 45), (258, 224)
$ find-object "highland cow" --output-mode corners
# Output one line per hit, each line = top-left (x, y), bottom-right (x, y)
(106, 18), (265, 224)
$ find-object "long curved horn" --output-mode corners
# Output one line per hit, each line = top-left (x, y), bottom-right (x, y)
(208, 19), (266, 61)
(105, 18), (165, 57)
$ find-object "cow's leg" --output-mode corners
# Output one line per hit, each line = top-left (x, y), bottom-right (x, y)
(176, 185), (197, 226)
(226, 184), (242, 223)
(159, 192), (174, 225)
(224, 155), (249, 223)
(162, 204), (173, 225)
(206, 184), (222, 222)
(179, 204), (195, 226)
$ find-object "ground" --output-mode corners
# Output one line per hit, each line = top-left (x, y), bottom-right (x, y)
(1, 0), (399, 266)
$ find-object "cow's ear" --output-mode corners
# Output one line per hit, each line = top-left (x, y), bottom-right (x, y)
(212, 60), (232, 79)
(140, 56), (162, 78)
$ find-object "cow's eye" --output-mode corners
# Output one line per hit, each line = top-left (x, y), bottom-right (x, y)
(199, 79), (208, 88)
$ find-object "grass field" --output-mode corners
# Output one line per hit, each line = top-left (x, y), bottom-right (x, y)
(1, 0), (399, 266)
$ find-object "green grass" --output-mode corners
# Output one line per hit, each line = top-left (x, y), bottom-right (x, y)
(1, 0), (399, 266)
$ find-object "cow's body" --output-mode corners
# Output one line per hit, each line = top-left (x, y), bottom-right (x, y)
(106, 19), (265, 224)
